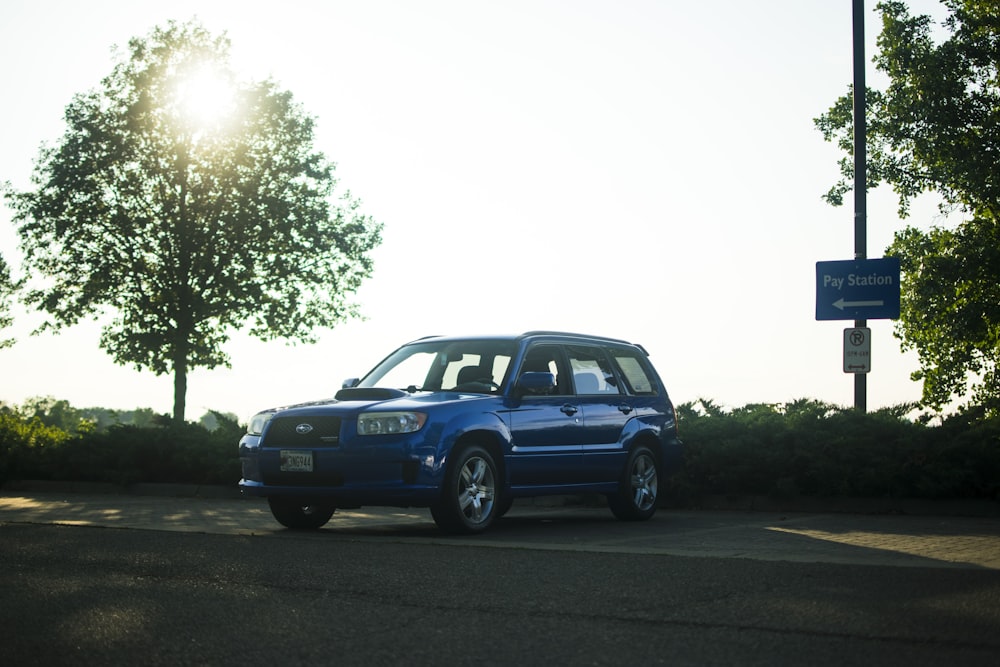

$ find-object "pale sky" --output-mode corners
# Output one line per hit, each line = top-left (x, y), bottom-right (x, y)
(0, 0), (954, 421)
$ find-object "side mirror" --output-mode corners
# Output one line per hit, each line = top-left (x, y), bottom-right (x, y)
(516, 371), (557, 395)
(342, 377), (360, 389)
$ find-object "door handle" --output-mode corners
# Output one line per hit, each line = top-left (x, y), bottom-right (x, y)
(560, 404), (579, 416)
(618, 404), (633, 415)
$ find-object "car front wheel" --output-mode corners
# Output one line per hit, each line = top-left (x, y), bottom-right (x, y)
(430, 444), (499, 534)
(267, 497), (336, 530)
(608, 446), (660, 521)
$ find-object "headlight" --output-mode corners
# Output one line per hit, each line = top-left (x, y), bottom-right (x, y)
(246, 411), (274, 436)
(357, 411), (427, 436)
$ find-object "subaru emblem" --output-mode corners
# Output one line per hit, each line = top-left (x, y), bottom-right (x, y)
(295, 423), (314, 435)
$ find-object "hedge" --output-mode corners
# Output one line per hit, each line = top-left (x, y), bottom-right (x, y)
(1, 399), (998, 502)
(0, 412), (243, 487)
(674, 399), (1000, 501)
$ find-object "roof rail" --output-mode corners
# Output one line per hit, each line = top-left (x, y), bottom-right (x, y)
(520, 330), (633, 345)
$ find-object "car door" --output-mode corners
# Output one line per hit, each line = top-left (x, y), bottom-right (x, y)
(565, 344), (633, 484)
(504, 345), (584, 487)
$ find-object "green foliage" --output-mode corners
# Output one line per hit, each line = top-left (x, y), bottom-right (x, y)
(197, 409), (241, 432)
(53, 420), (244, 486)
(815, 1), (1000, 412)
(12, 395), (171, 433)
(0, 407), (243, 486)
(676, 398), (1000, 502)
(15, 396), (97, 434)
(0, 412), (72, 484)
(815, 0), (1000, 217)
(3, 396), (997, 501)
(888, 219), (1000, 412)
(2, 20), (382, 422)
(0, 254), (14, 349)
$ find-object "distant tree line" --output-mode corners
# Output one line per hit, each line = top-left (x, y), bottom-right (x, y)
(1, 396), (238, 434)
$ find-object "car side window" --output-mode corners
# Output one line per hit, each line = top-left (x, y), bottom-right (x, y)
(443, 354), (512, 392)
(519, 344), (569, 395)
(611, 348), (659, 396)
(567, 346), (620, 395)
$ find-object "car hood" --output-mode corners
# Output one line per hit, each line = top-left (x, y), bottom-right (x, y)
(265, 387), (496, 418)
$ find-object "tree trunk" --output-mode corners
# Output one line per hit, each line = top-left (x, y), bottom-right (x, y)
(173, 355), (188, 424)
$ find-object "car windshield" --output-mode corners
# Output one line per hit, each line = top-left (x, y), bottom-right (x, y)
(358, 339), (517, 394)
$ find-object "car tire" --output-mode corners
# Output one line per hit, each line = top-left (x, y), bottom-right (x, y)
(607, 446), (659, 521)
(267, 497), (336, 530)
(430, 444), (500, 534)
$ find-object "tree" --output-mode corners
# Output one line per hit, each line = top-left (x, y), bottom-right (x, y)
(815, 0), (1000, 413)
(4, 21), (382, 422)
(17, 396), (90, 433)
(0, 254), (14, 349)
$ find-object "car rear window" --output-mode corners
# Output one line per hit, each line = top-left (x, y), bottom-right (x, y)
(611, 349), (659, 395)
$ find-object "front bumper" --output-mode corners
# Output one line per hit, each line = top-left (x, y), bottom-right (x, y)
(238, 431), (446, 507)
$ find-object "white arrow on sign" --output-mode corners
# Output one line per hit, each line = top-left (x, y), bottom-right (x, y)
(833, 298), (885, 310)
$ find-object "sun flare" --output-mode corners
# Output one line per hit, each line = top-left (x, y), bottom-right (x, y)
(172, 63), (238, 131)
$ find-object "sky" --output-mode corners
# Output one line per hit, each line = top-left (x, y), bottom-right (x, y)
(0, 0), (957, 422)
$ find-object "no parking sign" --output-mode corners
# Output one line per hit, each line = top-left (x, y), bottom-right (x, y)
(844, 327), (871, 374)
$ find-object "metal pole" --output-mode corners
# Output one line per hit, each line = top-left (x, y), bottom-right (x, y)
(853, 0), (868, 412)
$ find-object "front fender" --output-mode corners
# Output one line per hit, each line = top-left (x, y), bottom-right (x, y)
(437, 408), (513, 457)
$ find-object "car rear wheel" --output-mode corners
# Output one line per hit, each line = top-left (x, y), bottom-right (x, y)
(267, 497), (336, 530)
(607, 446), (659, 521)
(430, 445), (499, 534)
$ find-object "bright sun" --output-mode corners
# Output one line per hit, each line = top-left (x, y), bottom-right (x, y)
(172, 63), (237, 132)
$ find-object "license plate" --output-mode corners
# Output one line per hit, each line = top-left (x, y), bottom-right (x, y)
(280, 450), (313, 472)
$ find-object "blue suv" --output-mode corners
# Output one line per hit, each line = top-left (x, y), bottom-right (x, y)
(239, 331), (683, 534)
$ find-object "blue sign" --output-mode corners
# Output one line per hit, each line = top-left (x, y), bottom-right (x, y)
(816, 257), (900, 320)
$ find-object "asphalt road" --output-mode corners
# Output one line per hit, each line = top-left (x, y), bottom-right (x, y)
(2, 492), (1000, 666)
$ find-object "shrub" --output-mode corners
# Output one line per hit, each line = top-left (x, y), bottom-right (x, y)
(0, 410), (244, 487)
(0, 412), (72, 483)
(676, 398), (1000, 501)
(3, 396), (998, 500)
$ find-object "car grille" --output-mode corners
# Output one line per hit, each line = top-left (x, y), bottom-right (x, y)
(262, 416), (342, 447)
